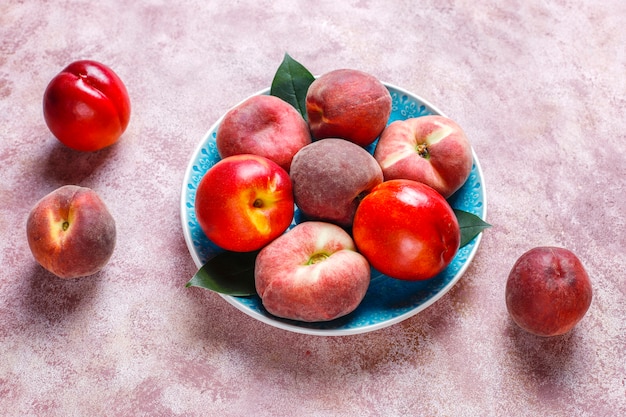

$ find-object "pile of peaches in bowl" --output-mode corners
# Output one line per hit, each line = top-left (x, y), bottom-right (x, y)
(181, 58), (488, 336)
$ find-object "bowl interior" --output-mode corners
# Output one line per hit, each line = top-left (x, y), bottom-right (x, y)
(180, 83), (486, 336)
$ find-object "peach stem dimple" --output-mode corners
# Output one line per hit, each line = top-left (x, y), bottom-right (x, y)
(416, 143), (430, 159)
(307, 252), (329, 265)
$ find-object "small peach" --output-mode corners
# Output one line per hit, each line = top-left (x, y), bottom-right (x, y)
(289, 138), (383, 228)
(26, 185), (116, 279)
(506, 247), (593, 337)
(306, 69), (392, 147)
(255, 221), (370, 322)
(374, 115), (473, 198)
(216, 94), (311, 172)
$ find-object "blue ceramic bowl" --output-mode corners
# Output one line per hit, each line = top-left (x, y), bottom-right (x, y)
(180, 83), (487, 336)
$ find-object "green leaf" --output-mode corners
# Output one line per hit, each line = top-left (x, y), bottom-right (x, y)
(186, 250), (259, 296)
(454, 209), (491, 248)
(270, 53), (315, 118)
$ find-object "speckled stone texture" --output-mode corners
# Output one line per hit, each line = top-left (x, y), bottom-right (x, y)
(1, 1), (625, 416)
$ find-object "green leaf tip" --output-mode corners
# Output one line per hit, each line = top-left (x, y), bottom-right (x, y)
(454, 209), (491, 248)
(270, 53), (315, 118)
(186, 250), (259, 296)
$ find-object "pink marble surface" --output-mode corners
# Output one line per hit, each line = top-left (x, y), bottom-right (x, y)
(1, 1), (625, 416)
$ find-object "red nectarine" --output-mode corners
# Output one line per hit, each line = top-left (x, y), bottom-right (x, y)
(353, 179), (460, 281)
(506, 246), (593, 337)
(195, 154), (294, 252)
(43, 60), (131, 152)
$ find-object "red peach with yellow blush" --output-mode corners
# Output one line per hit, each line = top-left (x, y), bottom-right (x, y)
(194, 154), (294, 252)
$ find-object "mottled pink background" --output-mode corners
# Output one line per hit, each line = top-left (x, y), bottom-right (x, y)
(1, 1), (625, 416)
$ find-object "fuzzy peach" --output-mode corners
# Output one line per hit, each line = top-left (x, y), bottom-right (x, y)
(305, 69), (392, 147)
(374, 115), (473, 198)
(289, 138), (383, 228)
(26, 185), (116, 279)
(216, 94), (311, 172)
(255, 221), (370, 322)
